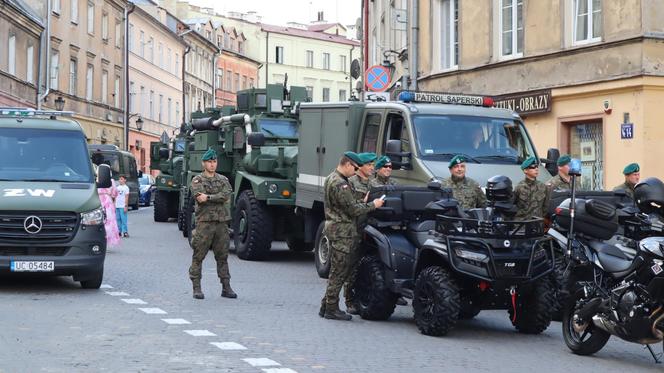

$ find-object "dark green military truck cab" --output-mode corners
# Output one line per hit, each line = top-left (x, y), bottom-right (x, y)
(0, 109), (112, 288)
(150, 131), (189, 223)
(89, 144), (140, 210)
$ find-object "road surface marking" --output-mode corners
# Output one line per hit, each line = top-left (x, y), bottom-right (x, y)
(184, 330), (216, 337)
(243, 358), (280, 367)
(100, 284), (113, 289)
(210, 342), (247, 350)
(106, 291), (130, 296)
(121, 298), (147, 305)
(262, 369), (298, 373)
(161, 319), (191, 325)
(138, 308), (167, 314)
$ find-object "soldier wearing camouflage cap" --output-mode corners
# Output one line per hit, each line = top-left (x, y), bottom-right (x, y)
(320, 151), (384, 321)
(188, 148), (236, 300)
(514, 156), (550, 220)
(546, 154), (572, 191)
(613, 163), (640, 199)
(440, 155), (486, 210)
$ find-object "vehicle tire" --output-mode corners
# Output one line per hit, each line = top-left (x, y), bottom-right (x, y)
(562, 290), (611, 355)
(153, 190), (170, 222)
(233, 189), (273, 261)
(314, 221), (331, 278)
(186, 196), (196, 249)
(552, 253), (575, 321)
(80, 268), (104, 289)
(413, 266), (461, 336)
(509, 277), (555, 334)
(286, 236), (313, 252)
(355, 255), (398, 320)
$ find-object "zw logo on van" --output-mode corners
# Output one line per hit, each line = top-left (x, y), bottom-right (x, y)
(3, 189), (56, 198)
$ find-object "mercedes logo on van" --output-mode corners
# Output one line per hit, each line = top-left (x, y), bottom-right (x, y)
(24, 216), (43, 234)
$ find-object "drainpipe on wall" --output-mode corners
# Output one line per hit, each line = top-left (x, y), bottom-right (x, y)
(182, 44), (191, 125)
(212, 53), (217, 105)
(409, 0), (418, 91)
(363, 0), (369, 72)
(124, 3), (136, 151)
(265, 31), (269, 87)
(37, 0), (52, 109)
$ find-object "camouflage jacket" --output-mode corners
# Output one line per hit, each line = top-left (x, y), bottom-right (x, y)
(349, 174), (373, 229)
(323, 170), (375, 250)
(370, 174), (397, 188)
(514, 178), (550, 220)
(441, 176), (486, 210)
(613, 182), (635, 199)
(546, 174), (571, 191)
(190, 173), (233, 222)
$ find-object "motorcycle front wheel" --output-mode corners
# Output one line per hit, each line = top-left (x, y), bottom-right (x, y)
(562, 290), (611, 356)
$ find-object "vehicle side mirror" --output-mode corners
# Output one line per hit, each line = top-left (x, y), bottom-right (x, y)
(159, 147), (169, 160)
(543, 148), (560, 176)
(385, 139), (412, 170)
(97, 164), (112, 188)
(247, 132), (266, 147)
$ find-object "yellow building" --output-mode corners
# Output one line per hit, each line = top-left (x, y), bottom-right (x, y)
(399, 0), (664, 190)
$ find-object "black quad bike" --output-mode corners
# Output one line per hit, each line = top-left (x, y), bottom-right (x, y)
(352, 180), (555, 336)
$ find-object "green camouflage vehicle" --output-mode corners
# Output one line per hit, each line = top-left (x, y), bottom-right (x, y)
(149, 127), (189, 223)
(0, 108), (112, 288)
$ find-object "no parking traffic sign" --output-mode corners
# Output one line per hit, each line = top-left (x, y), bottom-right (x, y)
(365, 65), (391, 92)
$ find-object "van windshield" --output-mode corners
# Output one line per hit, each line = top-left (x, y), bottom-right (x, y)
(0, 128), (93, 182)
(411, 115), (537, 164)
(90, 152), (121, 174)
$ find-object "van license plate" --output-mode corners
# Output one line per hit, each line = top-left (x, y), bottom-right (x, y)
(10, 261), (54, 272)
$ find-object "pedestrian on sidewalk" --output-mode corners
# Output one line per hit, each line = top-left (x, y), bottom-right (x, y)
(115, 175), (130, 238)
(188, 148), (236, 300)
(97, 167), (120, 248)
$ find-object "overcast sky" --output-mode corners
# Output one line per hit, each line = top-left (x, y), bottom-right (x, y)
(187, 0), (362, 27)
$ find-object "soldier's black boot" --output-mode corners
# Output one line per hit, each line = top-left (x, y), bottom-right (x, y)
(192, 280), (204, 300)
(319, 302), (326, 318)
(221, 280), (237, 299)
(324, 307), (352, 321)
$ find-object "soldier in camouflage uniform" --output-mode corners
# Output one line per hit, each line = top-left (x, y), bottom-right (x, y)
(441, 155), (486, 210)
(320, 152), (384, 321)
(344, 152), (377, 314)
(514, 156), (551, 220)
(613, 163), (640, 199)
(188, 148), (237, 300)
(546, 154), (572, 191)
(370, 155), (397, 188)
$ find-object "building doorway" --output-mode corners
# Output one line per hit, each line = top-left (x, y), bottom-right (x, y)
(567, 121), (604, 190)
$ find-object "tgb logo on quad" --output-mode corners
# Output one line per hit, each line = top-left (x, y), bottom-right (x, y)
(3, 189), (56, 198)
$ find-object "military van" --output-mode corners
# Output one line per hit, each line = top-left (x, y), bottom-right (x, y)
(0, 108), (112, 288)
(89, 144), (141, 210)
(294, 91), (558, 277)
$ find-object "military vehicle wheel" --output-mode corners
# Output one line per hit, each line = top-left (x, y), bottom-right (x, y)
(552, 252), (576, 321)
(153, 190), (170, 222)
(413, 266), (460, 336)
(314, 221), (331, 278)
(80, 267), (104, 289)
(355, 255), (397, 320)
(509, 277), (555, 334)
(186, 196), (196, 249)
(286, 236), (313, 252)
(233, 190), (273, 260)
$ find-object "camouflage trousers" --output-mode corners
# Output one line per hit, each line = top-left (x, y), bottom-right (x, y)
(189, 221), (231, 281)
(343, 236), (363, 306)
(321, 237), (356, 309)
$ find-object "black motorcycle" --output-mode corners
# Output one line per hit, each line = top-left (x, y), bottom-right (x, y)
(559, 177), (664, 362)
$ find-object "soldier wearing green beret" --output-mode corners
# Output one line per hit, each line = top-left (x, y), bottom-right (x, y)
(441, 155), (486, 210)
(613, 163), (640, 199)
(188, 148), (236, 300)
(546, 154), (572, 191)
(514, 156), (550, 220)
(370, 155), (397, 188)
(320, 152), (384, 320)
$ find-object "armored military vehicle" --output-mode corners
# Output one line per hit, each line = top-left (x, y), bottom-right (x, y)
(149, 127), (189, 223)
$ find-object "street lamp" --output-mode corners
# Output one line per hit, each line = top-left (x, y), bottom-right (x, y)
(135, 116), (143, 131)
(54, 96), (65, 111)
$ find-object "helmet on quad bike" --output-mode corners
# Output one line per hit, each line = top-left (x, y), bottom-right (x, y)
(634, 177), (664, 214)
(486, 175), (513, 202)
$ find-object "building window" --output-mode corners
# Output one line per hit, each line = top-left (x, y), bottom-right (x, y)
(115, 19), (121, 48)
(322, 88), (330, 102)
(217, 35), (222, 48)
(500, 0), (523, 57)
(102, 12), (109, 41)
(166, 48), (171, 72)
(216, 68), (223, 90)
(85, 64), (93, 101)
(226, 70), (232, 91)
(101, 70), (108, 104)
(50, 50), (59, 90)
(71, 0), (78, 23)
(234, 73), (240, 92)
(149, 90), (154, 120)
(52, 0), (61, 14)
(242, 75), (247, 90)
(114, 75), (120, 108)
(129, 81), (135, 111)
(26, 46), (34, 83)
(128, 24), (134, 51)
(306, 50), (313, 68)
(574, 0), (601, 43)
(305, 86), (314, 101)
(322, 53), (330, 70)
(435, 0), (458, 70)
(167, 98), (172, 126)
(339, 89), (347, 101)
(8, 35), (15, 75)
(175, 101), (180, 124)
(339, 55), (347, 72)
(276, 46), (284, 64)
(249, 78), (254, 88)
(149, 37), (154, 63)
(139, 31), (144, 57)
(158, 42), (163, 68)
(87, 2), (94, 35)
(238, 40), (244, 54)
(159, 94), (163, 123)
(69, 59), (77, 95)
(139, 85), (145, 115)
(175, 53), (179, 76)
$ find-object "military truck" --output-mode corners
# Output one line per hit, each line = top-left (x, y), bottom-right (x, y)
(179, 84), (307, 259)
(149, 127), (189, 223)
(0, 108), (112, 288)
(89, 144), (140, 210)
(294, 91), (559, 277)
